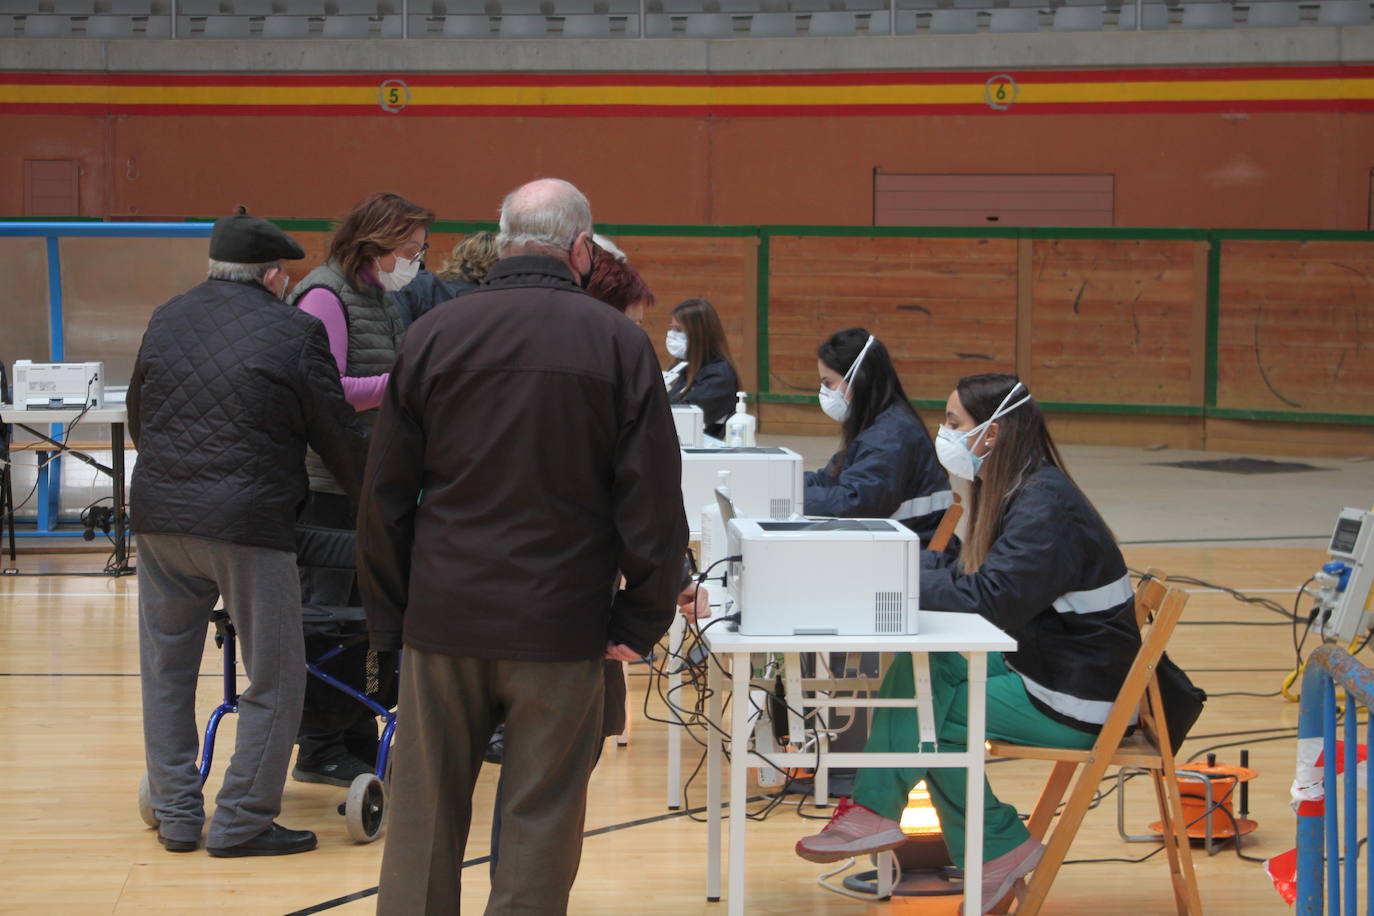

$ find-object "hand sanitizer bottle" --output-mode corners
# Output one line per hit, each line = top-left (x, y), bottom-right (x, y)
(723, 391), (756, 448)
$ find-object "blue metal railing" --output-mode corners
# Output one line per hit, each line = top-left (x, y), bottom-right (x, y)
(2, 221), (213, 537)
(1296, 645), (1374, 916)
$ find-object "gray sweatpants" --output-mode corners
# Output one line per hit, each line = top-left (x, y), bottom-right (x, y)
(138, 533), (306, 848)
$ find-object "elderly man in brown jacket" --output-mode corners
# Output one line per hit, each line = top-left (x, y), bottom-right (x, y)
(358, 177), (688, 915)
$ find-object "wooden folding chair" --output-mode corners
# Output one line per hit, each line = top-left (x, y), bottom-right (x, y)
(986, 577), (1203, 915)
(927, 491), (963, 553)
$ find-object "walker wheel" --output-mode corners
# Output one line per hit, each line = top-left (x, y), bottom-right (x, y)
(345, 773), (386, 843)
(138, 771), (159, 828)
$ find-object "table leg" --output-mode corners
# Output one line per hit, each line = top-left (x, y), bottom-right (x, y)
(667, 614), (685, 809)
(783, 652), (805, 753)
(728, 650), (750, 916)
(964, 651), (988, 916)
(814, 652), (834, 806)
(110, 423), (129, 574)
(706, 648), (724, 901)
(912, 652), (936, 747)
(1, 459), (16, 571)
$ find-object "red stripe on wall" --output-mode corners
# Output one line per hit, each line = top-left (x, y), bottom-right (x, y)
(2, 63), (1373, 89)
(2, 98), (1371, 118)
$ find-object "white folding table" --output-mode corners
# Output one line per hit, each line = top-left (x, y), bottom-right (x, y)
(0, 405), (132, 574)
(700, 612), (1017, 916)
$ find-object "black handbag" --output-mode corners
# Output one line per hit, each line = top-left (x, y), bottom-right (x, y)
(1155, 652), (1207, 753)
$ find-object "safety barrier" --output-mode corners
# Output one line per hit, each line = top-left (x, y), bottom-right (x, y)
(1295, 645), (1374, 915)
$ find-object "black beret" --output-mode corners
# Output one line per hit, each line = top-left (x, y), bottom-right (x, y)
(209, 212), (305, 263)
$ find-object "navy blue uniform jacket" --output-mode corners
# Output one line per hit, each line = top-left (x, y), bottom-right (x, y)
(668, 356), (738, 439)
(920, 464), (1140, 733)
(804, 404), (954, 546)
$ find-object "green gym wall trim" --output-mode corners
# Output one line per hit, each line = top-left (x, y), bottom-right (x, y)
(1205, 239), (1221, 409)
(756, 233), (771, 396)
(14, 218), (1372, 429)
(758, 395), (1370, 426)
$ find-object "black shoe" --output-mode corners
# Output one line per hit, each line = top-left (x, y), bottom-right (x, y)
(292, 750), (373, 787)
(484, 726), (505, 765)
(207, 822), (317, 858)
(157, 832), (198, 853)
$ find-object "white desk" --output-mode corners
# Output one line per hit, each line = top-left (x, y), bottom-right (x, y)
(0, 405), (132, 574)
(701, 612), (1017, 916)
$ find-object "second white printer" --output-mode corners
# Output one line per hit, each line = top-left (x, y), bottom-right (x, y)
(680, 446), (802, 537)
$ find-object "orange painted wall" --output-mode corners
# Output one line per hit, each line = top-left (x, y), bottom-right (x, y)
(3, 110), (1372, 227)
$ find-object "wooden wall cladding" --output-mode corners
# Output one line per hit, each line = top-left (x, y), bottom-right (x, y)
(58, 236), (211, 386)
(618, 235), (758, 390)
(767, 235), (1018, 401)
(1, 238), (54, 370)
(1218, 241), (1374, 415)
(1029, 238), (1200, 405)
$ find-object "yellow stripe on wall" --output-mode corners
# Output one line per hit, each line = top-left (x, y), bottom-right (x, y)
(2, 77), (1371, 109)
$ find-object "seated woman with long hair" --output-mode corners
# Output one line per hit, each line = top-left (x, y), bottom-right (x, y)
(664, 298), (739, 439)
(807, 327), (953, 545)
(795, 373), (1141, 915)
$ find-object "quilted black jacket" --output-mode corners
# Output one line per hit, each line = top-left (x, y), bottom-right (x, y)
(128, 278), (369, 553)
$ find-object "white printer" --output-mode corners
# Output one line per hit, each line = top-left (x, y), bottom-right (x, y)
(726, 517), (920, 636)
(12, 361), (104, 410)
(671, 404), (705, 448)
(680, 446), (802, 538)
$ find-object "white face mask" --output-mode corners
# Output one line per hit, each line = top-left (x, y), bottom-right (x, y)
(377, 254), (421, 293)
(818, 334), (876, 424)
(934, 382), (1033, 480)
(818, 384), (849, 422)
(665, 329), (688, 361)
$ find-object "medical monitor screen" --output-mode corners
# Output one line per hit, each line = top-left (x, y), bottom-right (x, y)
(1331, 517), (1363, 556)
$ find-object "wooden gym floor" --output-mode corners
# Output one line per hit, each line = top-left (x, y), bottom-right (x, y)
(2, 441), (1371, 915)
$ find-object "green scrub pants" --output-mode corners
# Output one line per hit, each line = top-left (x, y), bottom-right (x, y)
(851, 652), (1096, 867)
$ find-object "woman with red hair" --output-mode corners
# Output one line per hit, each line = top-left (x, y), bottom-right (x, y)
(586, 242), (654, 326)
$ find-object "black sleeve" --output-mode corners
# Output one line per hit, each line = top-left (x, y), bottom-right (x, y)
(355, 347), (426, 653)
(297, 323), (370, 505)
(608, 335), (692, 656)
(803, 434), (910, 518)
(673, 359), (738, 428)
(126, 340), (147, 450)
(918, 478), (1079, 633)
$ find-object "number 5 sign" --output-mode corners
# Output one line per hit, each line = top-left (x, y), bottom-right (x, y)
(379, 79), (411, 114)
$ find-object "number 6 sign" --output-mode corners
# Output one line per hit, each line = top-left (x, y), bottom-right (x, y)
(984, 74), (1017, 111)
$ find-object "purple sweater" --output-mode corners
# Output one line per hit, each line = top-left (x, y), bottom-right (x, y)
(297, 279), (389, 412)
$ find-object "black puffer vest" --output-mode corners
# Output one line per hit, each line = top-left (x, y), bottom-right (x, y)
(290, 260), (405, 494)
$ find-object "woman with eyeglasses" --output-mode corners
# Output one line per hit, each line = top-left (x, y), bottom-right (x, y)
(287, 191), (434, 788)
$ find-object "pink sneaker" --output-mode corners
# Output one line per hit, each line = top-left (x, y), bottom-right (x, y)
(959, 836), (1044, 916)
(794, 798), (908, 864)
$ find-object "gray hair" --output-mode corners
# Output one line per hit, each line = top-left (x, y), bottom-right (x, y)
(207, 259), (279, 282)
(496, 178), (593, 258)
